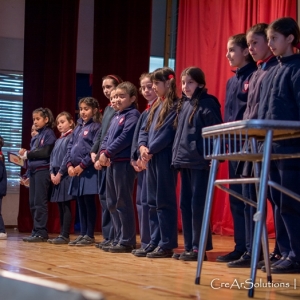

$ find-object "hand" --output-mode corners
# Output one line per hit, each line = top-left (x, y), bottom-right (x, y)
(68, 166), (76, 177)
(137, 158), (149, 170)
(94, 160), (102, 170)
(99, 153), (110, 167)
(19, 148), (27, 156)
(52, 173), (62, 185)
(139, 146), (152, 162)
(74, 165), (84, 176)
(131, 160), (143, 172)
(91, 152), (97, 163)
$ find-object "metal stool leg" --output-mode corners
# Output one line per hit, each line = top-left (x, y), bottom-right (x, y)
(250, 137), (271, 282)
(195, 137), (220, 284)
(248, 129), (273, 297)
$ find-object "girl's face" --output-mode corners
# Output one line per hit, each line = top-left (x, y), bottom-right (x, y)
(79, 102), (97, 122)
(32, 112), (48, 130)
(140, 77), (156, 102)
(267, 29), (294, 57)
(181, 74), (202, 98)
(102, 79), (115, 99)
(110, 90), (119, 111)
(31, 125), (38, 137)
(152, 79), (169, 98)
(247, 32), (272, 62)
(57, 115), (73, 134)
(226, 40), (249, 68)
(115, 88), (136, 112)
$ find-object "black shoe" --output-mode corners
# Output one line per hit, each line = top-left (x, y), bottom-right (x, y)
(109, 243), (135, 253)
(179, 250), (207, 261)
(269, 258), (300, 274)
(75, 235), (95, 246)
(48, 235), (70, 244)
(26, 235), (48, 243)
(134, 244), (156, 257)
(172, 253), (181, 260)
(68, 235), (84, 246)
(257, 252), (282, 268)
(216, 250), (244, 262)
(146, 246), (173, 258)
(102, 241), (117, 252)
(95, 239), (111, 249)
(22, 235), (33, 242)
(261, 256), (287, 272)
(227, 252), (251, 268)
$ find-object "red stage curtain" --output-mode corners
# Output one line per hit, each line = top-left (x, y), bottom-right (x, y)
(92, 0), (152, 112)
(176, 0), (297, 236)
(18, 0), (80, 233)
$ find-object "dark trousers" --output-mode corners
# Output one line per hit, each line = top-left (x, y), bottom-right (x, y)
(269, 156), (300, 261)
(29, 169), (50, 238)
(98, 168), (114, 240)
(57, 201), (72, 238)
(106, 161), (136, 246)
(0, 196), (5, 233)
(136, 170), (151, 248)
(77, 195), (97, 238)
(228, 161), (246, 253)
(147, 148), (178, 249)
(180, 168), (213, 251)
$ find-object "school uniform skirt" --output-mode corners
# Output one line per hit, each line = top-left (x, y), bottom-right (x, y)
(68, 165), (98, 197)
(50, 169), (73, 202)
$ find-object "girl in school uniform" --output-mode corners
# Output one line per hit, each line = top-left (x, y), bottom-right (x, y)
(48, 112), (75, 244)
(131, 73), (158, 257)
(257, 17), (300, 274)
(67, 97), (102, 246)
(19, 108), (57, 242)
(99, 81), (140, 253)
(138, 67), (179, 258)
(91, 74), (122, 249)
(172, 67), (223, 261)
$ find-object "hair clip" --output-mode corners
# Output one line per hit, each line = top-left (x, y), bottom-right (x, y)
(168, 74), (174, 79)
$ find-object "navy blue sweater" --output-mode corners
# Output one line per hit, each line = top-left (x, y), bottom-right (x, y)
(224, 62), (257, 122)
(66, 118), (101, 169)
(138, 100), (178, 154)
(91, 105), (116, 154)
(258, 54), (300, 121)
(27, 126), (57, 172)
(101, 105), (140, 162)
(131, 109), (150, 161)
(50, 130), (73, 175)
(172, 88), (223, 169)
(0, 152), (7, 197)
(243, 56), (278, 120)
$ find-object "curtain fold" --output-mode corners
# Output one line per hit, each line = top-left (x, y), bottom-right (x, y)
(92, 0), (152, 112)
(18, 0), (80, 233)
(176, 0), (297, 236)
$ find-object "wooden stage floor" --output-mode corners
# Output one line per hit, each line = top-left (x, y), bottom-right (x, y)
(0, 229), (299, 300)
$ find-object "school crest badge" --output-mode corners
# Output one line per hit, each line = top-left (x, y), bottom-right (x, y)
(119, 117), (125, 125)
(83, 130), (89, 136)
(243, 81), (249, 92)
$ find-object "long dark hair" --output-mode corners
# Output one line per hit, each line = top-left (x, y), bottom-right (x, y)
(145, 67), (177, 131)
(78, 97), (102, 123)
(175, 67), (206, 127)
(268, 17), (300, 48)
(33, 107), (55, 128)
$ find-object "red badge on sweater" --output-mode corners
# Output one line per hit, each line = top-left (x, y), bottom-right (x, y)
(119, 117), (125, 125)
(243, 81), (249, 93)
(83, 130), (89, 136)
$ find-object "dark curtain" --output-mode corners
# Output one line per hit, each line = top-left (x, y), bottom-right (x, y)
(92, 0), (152, 112)
(18, 0), (80, 232)
(176, 0), (297, 236)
